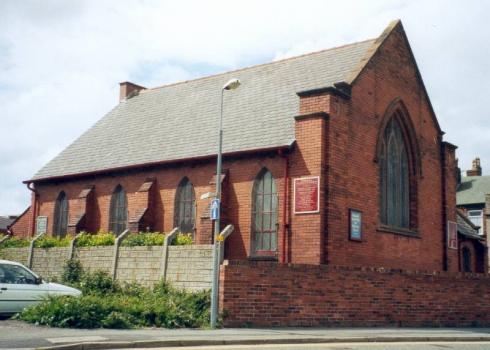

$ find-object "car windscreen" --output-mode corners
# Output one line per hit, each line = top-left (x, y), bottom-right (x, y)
(0, 264), (37, 284)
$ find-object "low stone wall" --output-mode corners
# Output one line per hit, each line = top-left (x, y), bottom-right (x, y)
(220, 261), (490, 327)
(167, 245), (213, 291)
(32, 247), (70, 280)
(116, 246), (162, 286)
(0, 247), (29, 266)
(0, 244), (213, 291)
(75, 246), (113, 275)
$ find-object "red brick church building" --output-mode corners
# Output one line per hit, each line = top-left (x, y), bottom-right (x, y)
(12, 20), (462, 272)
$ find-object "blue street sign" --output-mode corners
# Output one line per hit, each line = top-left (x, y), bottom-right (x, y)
(210, 198), (220, 220)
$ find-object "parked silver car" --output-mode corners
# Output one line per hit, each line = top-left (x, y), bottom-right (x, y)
(0, 259), (81, 315)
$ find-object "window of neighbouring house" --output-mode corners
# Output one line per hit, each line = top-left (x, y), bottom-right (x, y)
(174, 177), (196, 235)
(251, 168), (278, 257)
(53, 191), (69, 237)
(467, 210), (483, 235)
(462, 246), (472, 272)
(109, 185), (127, 235)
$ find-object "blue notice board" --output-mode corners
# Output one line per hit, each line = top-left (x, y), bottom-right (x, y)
(349, 209), (362, 241)
(210, 198), (220, 220)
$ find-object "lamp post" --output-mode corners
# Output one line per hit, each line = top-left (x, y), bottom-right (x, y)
(210, 78), (241, 328)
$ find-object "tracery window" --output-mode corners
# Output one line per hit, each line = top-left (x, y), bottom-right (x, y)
(109, 185), (127, 235)
(379, 117), (410, 229)
(174, 178), (196, 234)
(53, 191), (69, 237)
(251, 168), (278, 256)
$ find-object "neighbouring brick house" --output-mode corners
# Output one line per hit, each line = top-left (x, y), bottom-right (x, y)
(457, 157), (490, 272)
(0, 215), (17, 234)
(12, 20), (462, 273)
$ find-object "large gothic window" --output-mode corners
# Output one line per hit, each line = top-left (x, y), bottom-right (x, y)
(109, 185), (127, 235)
(379, 117), (410, 229)
(251, 168), (278, 256)
(53, 191), (69, 237)
(174, 178), (196, 234)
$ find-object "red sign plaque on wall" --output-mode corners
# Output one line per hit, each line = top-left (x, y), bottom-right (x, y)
(293, 176), (320, 214)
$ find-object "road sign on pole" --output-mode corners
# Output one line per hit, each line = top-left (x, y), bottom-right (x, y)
(210, 198), (220, 220)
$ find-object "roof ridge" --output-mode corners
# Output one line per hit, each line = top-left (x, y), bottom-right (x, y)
(145, 38), (377, 92)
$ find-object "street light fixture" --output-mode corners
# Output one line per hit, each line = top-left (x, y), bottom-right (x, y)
(210, 78), (241, 328)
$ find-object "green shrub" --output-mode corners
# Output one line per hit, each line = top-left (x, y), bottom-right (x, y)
(34, 236), (71, 248)
(121, 232), (165, 247)
(18, 274), (211, 329)
(172, 233), (193, 246)
(0, 236), (30, 248)
(61, 259), (84, 284)
(76, 232), (115, 247)
(79, 270), (119, 295)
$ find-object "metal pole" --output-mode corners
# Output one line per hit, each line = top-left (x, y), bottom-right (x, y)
(210, 89), (225, 328)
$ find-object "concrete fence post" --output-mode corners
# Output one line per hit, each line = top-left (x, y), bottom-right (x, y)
(210, 224), (234, 328)
(217, 224), (234, 263)
(27, 232), (46, 268)
(0, 234), (12, 245)
(160, 228), (179, 282)
(68, 232), (84, 260)
(112, 229), (130, 280)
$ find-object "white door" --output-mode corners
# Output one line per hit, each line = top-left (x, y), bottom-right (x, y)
(0, 263), (49, 314)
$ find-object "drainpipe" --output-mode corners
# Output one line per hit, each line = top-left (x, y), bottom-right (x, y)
(439, 139), (448, 271)
(26, 182), (38, 237)
(279, 150), (289, 264)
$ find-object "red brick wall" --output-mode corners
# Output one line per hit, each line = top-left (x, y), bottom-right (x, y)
(220, 261), (490, 327)
(9, 206), (32, 238)
(34, 154), (286, 260)
(322, 22), (450, 271)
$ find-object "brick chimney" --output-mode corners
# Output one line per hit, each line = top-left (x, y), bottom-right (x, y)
(119, 82), (146, 102)
(467, 157), (482, 176)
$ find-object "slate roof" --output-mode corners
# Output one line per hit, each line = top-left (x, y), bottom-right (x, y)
(456, 210), (484, 240)
(0, 216), (15, 231)
(457, 176), (490, 206)
(31, 36), (379, 181)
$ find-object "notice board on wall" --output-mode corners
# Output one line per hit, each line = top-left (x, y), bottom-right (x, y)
(293, 176), (320, 214)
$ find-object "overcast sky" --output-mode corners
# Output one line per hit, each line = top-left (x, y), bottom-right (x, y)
(0, 0), (489, 214)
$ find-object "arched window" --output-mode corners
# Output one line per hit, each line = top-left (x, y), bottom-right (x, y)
(251, 168), (278, 256)
(379, 117), (410, 229)
(174, 178), (196, 234)
(53, 191), (69, 237)
(109, 185), (127, 235)
(462, 246), (472, 272)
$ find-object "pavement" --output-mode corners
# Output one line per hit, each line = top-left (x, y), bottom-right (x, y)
(1, 320), (490, 350)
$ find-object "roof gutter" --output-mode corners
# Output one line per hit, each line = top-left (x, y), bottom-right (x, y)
(25, 144), (294, 184)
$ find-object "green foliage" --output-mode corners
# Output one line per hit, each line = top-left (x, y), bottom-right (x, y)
(34, 236), (71, 248)
(76, 232), (115, 247)
(61, 259), (84, 284)
(121, 232), (165, 247)
(172, 233), (193, 246)
(17, 270), (211, 329)
(0, 236), (30, 248)
(79, 270), (120, 295)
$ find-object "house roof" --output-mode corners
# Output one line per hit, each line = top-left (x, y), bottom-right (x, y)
(456, 210), (484, 241)
(29, 22), (409, 182)
(457, 176), (490, 206)
(0, 216), (16, 231)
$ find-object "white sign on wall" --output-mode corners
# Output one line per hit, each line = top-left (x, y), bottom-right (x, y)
(36, 216), (48, 235)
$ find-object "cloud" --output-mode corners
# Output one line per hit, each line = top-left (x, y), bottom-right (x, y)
(0, 0), (489, 213)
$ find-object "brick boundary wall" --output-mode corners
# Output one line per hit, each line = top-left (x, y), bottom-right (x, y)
(220, 261), (490, 327)
(0, 245), (213, 291)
